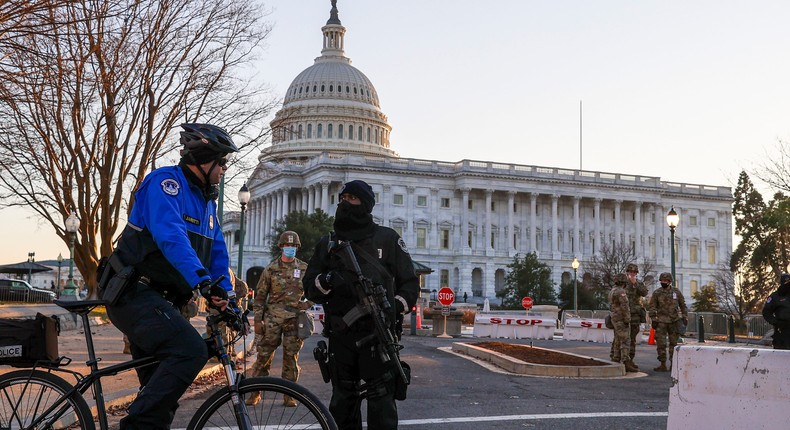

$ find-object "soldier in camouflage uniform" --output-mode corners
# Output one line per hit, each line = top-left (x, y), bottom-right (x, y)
(609, 273), (638, 372)
(624, 263), (648, 367)
(648, 272), (688, 371)
(246, 231), (312, 407)
(205, 269), (249, 364)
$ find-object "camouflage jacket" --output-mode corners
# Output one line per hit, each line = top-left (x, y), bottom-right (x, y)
(648, 286), (688, 323)
(254, 258), (312, 324)
(608, 286), (630, 323)
(625, 280), (648, 322)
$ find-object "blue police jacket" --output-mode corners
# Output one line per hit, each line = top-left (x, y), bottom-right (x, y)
(115, 165), (233, 300)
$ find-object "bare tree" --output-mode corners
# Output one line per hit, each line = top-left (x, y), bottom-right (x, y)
(584, 243), (657, 293)
(712, 263), (765, 321)
(755, 139), (790, 194)
(0, 0), (278, 295)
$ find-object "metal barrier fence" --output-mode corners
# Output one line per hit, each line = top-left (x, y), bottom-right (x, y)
(0, 289), (54, 303)
(560, 310), (771, 339)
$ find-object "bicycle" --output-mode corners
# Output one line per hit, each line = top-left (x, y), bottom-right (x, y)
(0, 287), (337, 430)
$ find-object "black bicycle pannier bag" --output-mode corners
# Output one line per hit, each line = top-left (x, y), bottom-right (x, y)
(0, 313), (60, 367)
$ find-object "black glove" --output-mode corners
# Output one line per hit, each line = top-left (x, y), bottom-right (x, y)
(318, 271), (342, 291)
(395, 299), (405, 315)
(651, 320), (659, 330)
(681, 317), (689, 326)
(198, 279), (228, 303)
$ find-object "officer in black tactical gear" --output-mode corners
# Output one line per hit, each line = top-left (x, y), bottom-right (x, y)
(762, 273), (790, 350)
(304, 180), (419, 430)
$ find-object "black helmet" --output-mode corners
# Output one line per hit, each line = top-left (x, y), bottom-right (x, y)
(179, 123), (239, 164)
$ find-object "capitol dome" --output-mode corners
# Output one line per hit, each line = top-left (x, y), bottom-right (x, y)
(263, 1), (397, 161)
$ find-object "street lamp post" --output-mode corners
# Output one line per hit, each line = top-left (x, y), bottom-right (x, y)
(571, 257), (580, 314)
(237, 183), (250, 277)
(27, 252), (35, 283)
(56, 253), (63, 298)
(64, 212), (80, 300)
(666, 206), (679, 287)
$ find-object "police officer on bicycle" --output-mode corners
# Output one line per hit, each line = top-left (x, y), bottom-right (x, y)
(304, 180), (419, 430)
(105, 123), (244, 430)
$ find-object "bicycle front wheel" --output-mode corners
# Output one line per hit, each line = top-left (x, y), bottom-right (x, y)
(187, 376), (337, 430)
(0, 369), (95, 430)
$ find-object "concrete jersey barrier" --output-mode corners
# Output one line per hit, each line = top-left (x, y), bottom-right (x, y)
(563, 318), (613, 343)
(472, 314), (556, 340)
(668, 345), (790, 429)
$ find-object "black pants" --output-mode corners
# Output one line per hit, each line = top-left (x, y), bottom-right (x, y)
(329, 332), (398, 430)
(773, 326), (790, 350)
(107, 283), (207, 430)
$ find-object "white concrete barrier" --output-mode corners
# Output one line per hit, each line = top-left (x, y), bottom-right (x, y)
(563, 318), (612, 343)
(668, 346), (790, 429)
(472, 314), (556, 340)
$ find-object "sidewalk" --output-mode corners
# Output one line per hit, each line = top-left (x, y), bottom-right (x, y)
(0, 303), (251, 413)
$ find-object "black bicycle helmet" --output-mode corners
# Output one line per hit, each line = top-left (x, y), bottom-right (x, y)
(179, 123), (239, 164)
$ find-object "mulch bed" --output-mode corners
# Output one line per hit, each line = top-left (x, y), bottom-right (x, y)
(472, 341), (609, 366)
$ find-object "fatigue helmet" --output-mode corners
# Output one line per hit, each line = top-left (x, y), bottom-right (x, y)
(659, 272), (673, 283)
(278, 231), (301, 247)
(781, 273), (790, 286)
(179, 123), (239, 164)
(626, 263), (639, 273)
(614, 273), (628, 286)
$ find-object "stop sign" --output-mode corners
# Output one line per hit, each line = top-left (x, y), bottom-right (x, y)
(522, 296), (533, 309)
(437, 287), (455, 306)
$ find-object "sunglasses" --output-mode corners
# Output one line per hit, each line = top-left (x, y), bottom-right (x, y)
(216, 157), (229, 167)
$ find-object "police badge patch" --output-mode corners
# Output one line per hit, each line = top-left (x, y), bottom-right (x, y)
(161, 179), (180, 196)
(398, 238), (409, 254)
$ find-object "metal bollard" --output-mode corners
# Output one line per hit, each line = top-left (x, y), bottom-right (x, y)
(410, 310), (417, 336)
(697, 315), (705, 343)
(728, 315), (736, 343)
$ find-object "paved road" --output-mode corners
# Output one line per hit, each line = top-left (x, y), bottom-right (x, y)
(167, 334), (674, 430)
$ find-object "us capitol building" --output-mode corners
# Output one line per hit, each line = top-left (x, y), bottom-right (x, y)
(224, 2), (733, 305)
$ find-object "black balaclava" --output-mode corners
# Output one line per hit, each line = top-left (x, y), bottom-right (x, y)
(334, 180), (376, 241)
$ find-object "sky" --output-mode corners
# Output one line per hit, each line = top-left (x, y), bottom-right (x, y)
(2, 0), (789, 263)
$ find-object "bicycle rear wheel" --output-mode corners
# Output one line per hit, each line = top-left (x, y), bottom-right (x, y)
(0, 369), (95, 430)
(187, 376), (336, 430)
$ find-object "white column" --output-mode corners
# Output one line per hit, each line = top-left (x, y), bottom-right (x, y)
(382, 184), (391, 226)
(594, 198), (602, 255)
(301, 188), (308, 212)
(551, 194), (559, 254)
(529, 193), (538, 253)
(507, 191), (515, 251)
(573, 196), (581, 256)
(307, 185), (315, 213)
(614, 200), (622, 245)
(406, 186), (415, 247)
(462, 188), (470, 249)
(431, 188), (439, 249)
(320, 181), (330, 214)
(264, 194), (273, 247)
(635, 201), (643, 258)
(485, 189), (493, 250)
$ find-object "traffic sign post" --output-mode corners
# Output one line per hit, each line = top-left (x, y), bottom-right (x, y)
(522, 296), (533, 314)
(437, 287), (455, 338)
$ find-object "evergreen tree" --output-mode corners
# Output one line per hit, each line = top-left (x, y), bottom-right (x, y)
(496, 253), (556, 309)
(691, 285), (719, 312)
(558, 280), (604, 312)
(270, 209), (334, 263)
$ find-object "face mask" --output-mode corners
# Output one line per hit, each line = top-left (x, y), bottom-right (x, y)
(282, 247), (297, 258)
(661, 282), (671, 288)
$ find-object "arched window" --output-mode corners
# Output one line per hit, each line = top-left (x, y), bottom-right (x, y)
(346, 86), (350, 93)
(289, 125), (294, 140)
(366, 127), (371, 142)
(299, 86), (303, 94)
(329, 85), (333, 92)
(353, 87), (357, 94)
(321, 84), (325, 92)
(328, 124), (333, 138)
(375, 128), (379, 144)
(317, 123), (323, 138)
(358, 126), (363, 141)
(312, 85), (317, 92)
(348, 125), (353, 140)
(297, 124), (303, 138)
(307, 124), (312, 138)
(338, 124), (344, 139)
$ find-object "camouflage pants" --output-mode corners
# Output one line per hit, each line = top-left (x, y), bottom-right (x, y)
(628, 320), (641, 360)
(610, 320), (631, 363)
(654, 321), (679, 362)
(206, 321), (237, 359)
(250, 313), (303, 382)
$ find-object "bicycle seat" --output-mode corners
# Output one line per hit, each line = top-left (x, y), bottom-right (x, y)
(54, 299), (106, 315)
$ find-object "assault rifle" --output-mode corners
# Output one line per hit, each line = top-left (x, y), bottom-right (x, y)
(333, 240), (409, 386)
